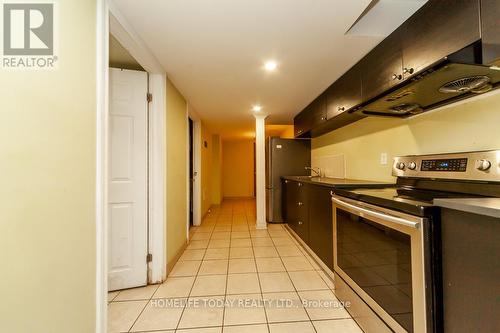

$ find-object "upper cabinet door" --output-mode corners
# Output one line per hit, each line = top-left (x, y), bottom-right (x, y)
(294, 93), (327, 137)
(326, 64), (362, 119)
(294, 104), (313, 138)
(481, 0), (500, 65)
(402, 0), (480, 78)
(312, 93), (327, 124)
(360, 34), (403, 102)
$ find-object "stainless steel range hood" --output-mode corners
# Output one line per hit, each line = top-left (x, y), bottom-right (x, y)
(355, 43), (500, 118)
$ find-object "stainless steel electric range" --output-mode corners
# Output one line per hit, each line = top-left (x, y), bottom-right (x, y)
(331, 150), (500, 333)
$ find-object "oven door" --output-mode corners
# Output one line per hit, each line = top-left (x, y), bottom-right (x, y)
(332, 195), (427, 333)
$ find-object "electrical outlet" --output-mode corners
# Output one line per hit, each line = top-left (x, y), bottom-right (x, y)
(380, 153), (388, 165)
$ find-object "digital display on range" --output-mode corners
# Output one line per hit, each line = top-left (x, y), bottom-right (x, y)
(421, 158), (467, 172)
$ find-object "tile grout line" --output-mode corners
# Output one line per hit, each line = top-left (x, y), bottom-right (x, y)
(221, 209), (233, 329)
(250, 226), (272, 333)
(126, 283), (161, 333)
(175, 229), (209, 332)
(271, 227), (319, 333)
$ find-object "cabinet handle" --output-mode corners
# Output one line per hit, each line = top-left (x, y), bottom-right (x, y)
(298, 182), (303, 187)
(403, 67), (414, 75)
(284, 180), (289, 184)
(298, 201), (303, 206)
(337, 106), (345, 112)
(298, 221), (303, 225)
(392, 73), (402, 80)
(321, 116), (326, 121)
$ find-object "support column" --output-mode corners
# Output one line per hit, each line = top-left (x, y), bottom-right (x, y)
(254, 114), (268, 229)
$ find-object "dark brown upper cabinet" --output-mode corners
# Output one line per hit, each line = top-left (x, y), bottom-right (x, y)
(481, 0), (500, 66)
(294, 103), (313, 138)
(326, 63), (362, 119)
(294, 93), (326, 138)
(401, 0), (480, 79)
(360, 33), (403, 102)
(313, 93), (327, 123)
(294, 0), (492, 138)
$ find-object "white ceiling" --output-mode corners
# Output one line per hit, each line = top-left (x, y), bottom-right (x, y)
(114, 0), (389, 138)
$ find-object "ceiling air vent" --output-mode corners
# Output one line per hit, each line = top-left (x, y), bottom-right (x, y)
(439, 76), (492, 94)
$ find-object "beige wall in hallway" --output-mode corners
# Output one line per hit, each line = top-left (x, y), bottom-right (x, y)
(0, 0), (97, 331)
(222, 139), (255, 198)
(166, 78), (188, 265)
(211, 134), (223, 205)
(312, 90), (500, 182)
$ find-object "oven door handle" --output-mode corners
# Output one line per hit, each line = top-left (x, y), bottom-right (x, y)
(332, 197), (420, 229)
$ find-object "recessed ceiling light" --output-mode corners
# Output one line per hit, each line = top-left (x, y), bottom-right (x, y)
(252, 105), (262, 112)
(264, 61), (277, 71)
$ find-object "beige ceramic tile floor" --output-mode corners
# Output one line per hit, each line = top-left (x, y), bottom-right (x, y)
(108, 198), (361, 333)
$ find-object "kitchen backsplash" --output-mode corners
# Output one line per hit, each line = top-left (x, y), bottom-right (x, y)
(311, 154), (345, 178)
(312, 89), (500, 182)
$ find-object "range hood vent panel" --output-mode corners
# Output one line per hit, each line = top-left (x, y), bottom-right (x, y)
(359, 63), (500, 118)
(438, 76), (491, 94)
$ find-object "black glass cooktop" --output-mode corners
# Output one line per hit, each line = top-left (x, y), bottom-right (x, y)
(334, 186), (478, 217)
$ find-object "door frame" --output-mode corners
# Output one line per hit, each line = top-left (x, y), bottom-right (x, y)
(96, 1), (167, 332)
(188, 105), (203, 227)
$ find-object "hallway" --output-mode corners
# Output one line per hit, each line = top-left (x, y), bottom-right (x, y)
(107, 198), (361, 333)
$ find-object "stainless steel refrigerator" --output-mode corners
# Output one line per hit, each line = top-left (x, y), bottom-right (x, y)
(266, 137), (311, 223)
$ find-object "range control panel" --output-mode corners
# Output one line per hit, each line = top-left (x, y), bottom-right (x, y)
(421, 158), (468, 172)
(393, 150), (500, 182)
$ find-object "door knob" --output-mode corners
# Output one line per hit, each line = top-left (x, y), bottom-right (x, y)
(298, 201), (303, 206)
(298, 221), (303, 225)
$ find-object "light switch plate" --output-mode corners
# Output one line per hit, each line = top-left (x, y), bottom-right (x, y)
(380, 153), (388, 165)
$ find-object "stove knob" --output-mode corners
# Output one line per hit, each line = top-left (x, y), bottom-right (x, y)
(476, 159), (491, 171)
(408, 162), (417, 170)
(396, 162), (405, 170)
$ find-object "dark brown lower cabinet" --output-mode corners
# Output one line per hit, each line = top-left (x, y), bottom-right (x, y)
(307, 185), (333, 270)
(282, 179), (309, 243)
(282, 179), (332, 269)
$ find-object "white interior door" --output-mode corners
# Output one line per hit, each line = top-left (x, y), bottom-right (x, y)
(108, 68), (148, 291)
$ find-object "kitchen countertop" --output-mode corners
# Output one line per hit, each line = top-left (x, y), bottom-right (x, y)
(282, 175), (392, 188)
(434, 197), (500, 219)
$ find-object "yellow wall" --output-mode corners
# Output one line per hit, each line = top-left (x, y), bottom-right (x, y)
(281, 125), (295, 139)
(0, 1), (97, 332)
(312, 91), (500, 182)
(201, 123), (213, 216)
(222, 140), (255, 198)
(211, 134), (223, 205)
(265, 124), (295, 138)
(166, 78), (188, 266)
